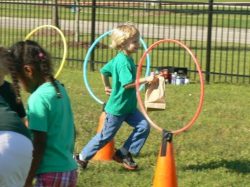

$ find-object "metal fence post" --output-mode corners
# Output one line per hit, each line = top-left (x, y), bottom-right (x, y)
(52, 0), (60, 28)
(90, 0), (96, 71)
(206, 0), (213, 83)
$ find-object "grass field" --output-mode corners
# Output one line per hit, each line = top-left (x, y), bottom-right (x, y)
(1, 1), (249, 185)
(42, 67), (250, 187)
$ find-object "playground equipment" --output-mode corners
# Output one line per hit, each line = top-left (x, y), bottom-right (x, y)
(92, 105), (115, 161)
(24, 25), (67, 78)
(135, 39), (204, 187)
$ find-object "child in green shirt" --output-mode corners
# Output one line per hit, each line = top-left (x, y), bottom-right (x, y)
(7, 40), (78, 187)
(77, 24), (154, 170)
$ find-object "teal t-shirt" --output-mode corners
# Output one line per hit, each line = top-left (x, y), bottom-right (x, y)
(27, 81), (77, 174)
(100, 52), (137, 115)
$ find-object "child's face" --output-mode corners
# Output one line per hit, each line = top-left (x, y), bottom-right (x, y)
(18, 65), (41, 93)
(19, 76), (36, 93)
(123, 35), (140, 55)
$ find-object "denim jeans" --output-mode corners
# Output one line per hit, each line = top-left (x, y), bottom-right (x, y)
(80, 109), (150, 160)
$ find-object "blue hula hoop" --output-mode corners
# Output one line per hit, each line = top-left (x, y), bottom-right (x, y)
(83, 30), (151, 105)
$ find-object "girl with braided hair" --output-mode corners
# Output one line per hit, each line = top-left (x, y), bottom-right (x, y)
(8, 40), (78, 187)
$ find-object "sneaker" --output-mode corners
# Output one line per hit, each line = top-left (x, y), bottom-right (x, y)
(74, 154), (88, 169)
(113, 150), (138, 170)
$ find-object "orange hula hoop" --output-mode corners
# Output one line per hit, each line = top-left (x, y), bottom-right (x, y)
(136, 39), (205, 135)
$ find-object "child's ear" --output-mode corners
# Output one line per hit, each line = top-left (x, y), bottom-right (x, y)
(23, 65), (34, 78)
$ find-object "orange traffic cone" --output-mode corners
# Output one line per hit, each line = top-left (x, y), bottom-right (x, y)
(92, 107), (115, 161)
(152, 131), (177, 187)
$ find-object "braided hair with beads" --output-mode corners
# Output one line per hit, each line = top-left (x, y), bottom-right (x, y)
(7, 40), (62, 100)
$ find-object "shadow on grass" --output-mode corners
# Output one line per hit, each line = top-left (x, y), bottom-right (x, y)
(183, 159), (250, 174)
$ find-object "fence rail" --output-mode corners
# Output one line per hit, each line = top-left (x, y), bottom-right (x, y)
(0, 0), (249, 83)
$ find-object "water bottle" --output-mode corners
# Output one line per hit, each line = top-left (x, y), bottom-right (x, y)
(184, 77), (189, 84)
(154, 69), (159, 75)
(176, 75), (181, 85)
(171, 72), (177, 85)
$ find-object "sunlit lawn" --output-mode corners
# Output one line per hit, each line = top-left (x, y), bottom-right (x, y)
(46, 67), (250, 187)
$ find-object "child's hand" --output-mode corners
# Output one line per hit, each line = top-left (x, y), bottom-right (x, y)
(146, 74), (158, 85)
(104, 86), (112, 96)
(145, 74), (155, 82)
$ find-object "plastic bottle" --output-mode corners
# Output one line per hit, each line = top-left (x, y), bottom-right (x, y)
(184, 77), (189, 84)
(154, 69), (159, 74)
(176, 75), (181, 85)
(171, 72), (177, 85)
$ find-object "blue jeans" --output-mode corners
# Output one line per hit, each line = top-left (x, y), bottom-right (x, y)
(80, 109), (150, 160)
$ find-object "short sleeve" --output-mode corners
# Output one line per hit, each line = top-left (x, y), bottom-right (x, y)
(119, 64), (133, 87)
(27, 94), (48, 132)
(100, 60), (112, 77)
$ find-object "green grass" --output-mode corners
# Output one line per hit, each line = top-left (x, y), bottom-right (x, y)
(39, 67), (250, 187)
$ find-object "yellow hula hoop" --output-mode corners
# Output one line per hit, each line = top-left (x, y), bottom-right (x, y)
(24, 25), (67, 78)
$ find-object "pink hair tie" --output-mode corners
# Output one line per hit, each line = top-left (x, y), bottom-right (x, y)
(38, 52), (45, 60)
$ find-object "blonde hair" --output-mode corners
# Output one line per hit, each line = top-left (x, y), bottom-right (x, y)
(110, 24), (140, 50)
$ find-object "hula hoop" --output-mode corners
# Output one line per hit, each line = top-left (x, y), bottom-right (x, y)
(83, 30), (151, 105)
(24, 25), (67, 78)
(136, 39), (204, 135)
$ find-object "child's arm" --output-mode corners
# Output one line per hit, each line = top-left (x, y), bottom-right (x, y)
(22, 117), (28, 127)
(101, 74), (112, 96)
(124, 74), (157, 89)
(24, 131), (46, 187)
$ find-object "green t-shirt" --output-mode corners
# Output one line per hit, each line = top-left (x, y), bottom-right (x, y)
(100, 52), (137, 115)
(0, 96), (31, 140)
(27, 81), (77, 174)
